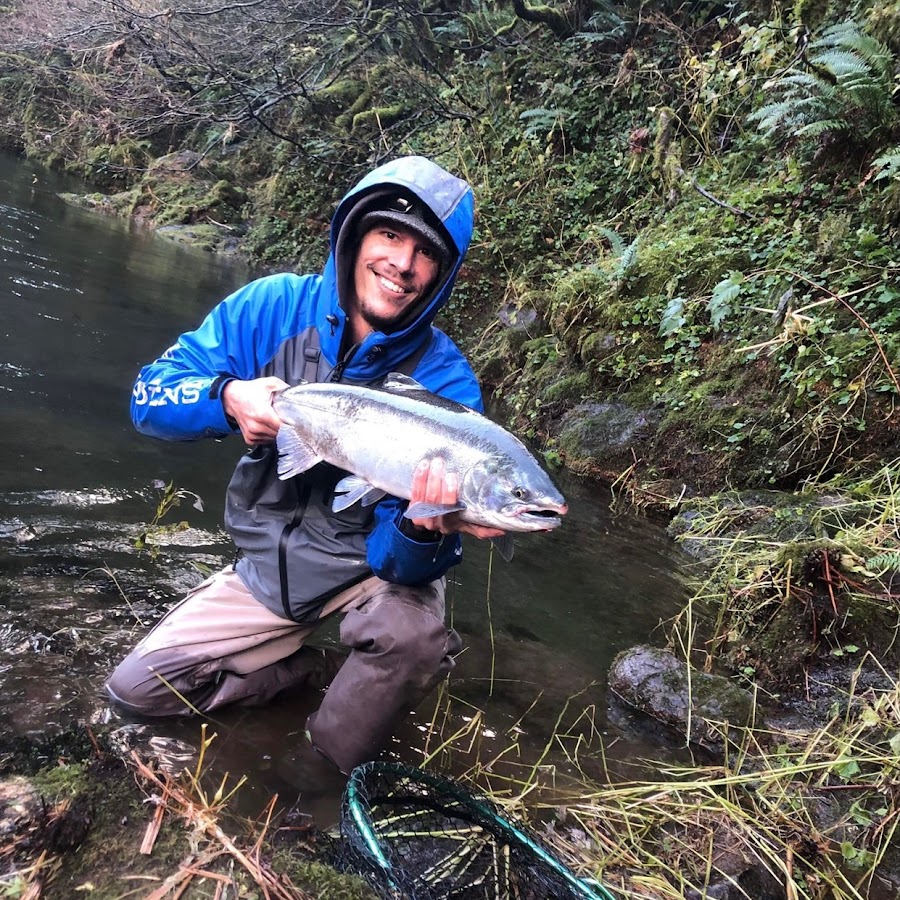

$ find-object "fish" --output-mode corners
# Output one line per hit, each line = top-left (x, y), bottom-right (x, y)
(272, 373), (568, 560)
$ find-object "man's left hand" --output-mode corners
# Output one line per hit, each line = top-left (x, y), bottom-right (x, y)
(408, 458), (506, 540)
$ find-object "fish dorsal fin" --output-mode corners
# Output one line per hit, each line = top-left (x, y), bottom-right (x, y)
(382, 372), (428, 392)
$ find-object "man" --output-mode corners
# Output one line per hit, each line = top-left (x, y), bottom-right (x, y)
(107, 155), (502, 774)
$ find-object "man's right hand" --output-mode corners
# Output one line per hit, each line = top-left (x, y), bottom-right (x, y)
(222, 377), (289, 446)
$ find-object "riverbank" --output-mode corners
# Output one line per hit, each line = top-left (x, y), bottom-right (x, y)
(0, 724), (375, 899)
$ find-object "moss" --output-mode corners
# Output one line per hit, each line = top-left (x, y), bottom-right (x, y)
(335, 87), (372, 131)
(268, 851), (377, 900)
(30, 761), (89, 801)
(351, 103), (407, 133)
(543, 371), (590, 403)
(130, 174), (248, 228)
(867, 0), (900, 51)
(312, 78), (366, 115)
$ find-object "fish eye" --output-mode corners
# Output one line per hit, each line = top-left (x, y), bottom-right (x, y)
(513, 487), (527, 500)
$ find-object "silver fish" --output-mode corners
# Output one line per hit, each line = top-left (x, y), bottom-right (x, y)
(272, 373), (567, 559)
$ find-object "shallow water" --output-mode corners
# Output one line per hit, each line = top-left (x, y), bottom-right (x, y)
(0, 152), (694, 825)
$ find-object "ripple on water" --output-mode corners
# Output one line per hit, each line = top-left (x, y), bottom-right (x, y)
(1, 487), (136, 507)
(0, 363), (30, 378)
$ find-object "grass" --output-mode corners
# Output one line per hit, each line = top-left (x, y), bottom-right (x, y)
(403, 459), (900, 898)
(414, 660), (900, 899)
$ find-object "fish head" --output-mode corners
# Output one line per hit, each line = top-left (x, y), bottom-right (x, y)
(461, 458), (568, 532)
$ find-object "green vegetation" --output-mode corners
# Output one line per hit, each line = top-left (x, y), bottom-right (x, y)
(2, 0), (900, 894)
(667, 458), (900, 690)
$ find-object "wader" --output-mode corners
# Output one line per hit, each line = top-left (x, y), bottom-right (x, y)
(105, 566), (462, 774)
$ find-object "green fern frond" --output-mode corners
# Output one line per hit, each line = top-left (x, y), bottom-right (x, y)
(796, 118), (850, 137)
(752, 18), (897, 149)
(750, 97), (825, 135)
(816, 20), (862, 42)
(810, 49), (869, 78)
(749, 98), (807, 125)
(774, 72), (829, 92)
(814, 22), (892, 73)
(598, 226), (626, 259)
(615, 238), (640, 278)
(873, 150), (900, 181)
(866, 550), (900, 573)
(766, 75), (838, 107)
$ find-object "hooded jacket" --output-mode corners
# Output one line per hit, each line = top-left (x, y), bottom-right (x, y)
(131, 156), (480, 622)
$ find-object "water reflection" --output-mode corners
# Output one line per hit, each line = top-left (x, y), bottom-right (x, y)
(0, 152), (694, 824)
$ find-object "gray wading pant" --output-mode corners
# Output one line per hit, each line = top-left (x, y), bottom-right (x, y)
(105, 566), (462, 774)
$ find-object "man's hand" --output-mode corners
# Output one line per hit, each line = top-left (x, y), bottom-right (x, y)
(408, 457), (506, 540)
(222, 377), (289, 446)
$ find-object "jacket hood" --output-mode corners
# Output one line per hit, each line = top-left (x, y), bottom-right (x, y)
(316, 156), (474, 379)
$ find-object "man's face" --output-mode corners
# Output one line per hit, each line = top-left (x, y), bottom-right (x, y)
(350, 223), (441, 334)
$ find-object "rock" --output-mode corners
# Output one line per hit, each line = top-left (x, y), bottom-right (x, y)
(155, 222), (245, 254)
(557, 402), (660, 474)
(0, 773), (91, 854)
(608, 645), (756, 750)
(147, 150), (204, 180)
(0, 775), (42, 838)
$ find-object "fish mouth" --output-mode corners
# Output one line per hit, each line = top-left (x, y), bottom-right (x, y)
(515, 506), (567, 530)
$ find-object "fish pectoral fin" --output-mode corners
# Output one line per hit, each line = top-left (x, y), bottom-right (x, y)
(275, 427), (322, 480)
(333, 475), (387, 512)
(490, 534), (515, 562)
(404, 501), (467, 520)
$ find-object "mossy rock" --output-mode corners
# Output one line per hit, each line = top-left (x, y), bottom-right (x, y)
(155, 222), (245, 254)
(608, 645), (756, 750)
(557, 401), (661, 472)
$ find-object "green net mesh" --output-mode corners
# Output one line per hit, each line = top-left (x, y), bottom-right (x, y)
(338, 762), (616, 900)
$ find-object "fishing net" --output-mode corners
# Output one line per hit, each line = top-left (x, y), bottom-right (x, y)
(339, 762), (616, 900)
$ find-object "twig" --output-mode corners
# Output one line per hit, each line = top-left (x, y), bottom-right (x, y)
(782, 271), (900, 397)
(688, 174), (755, 219)
(130, 753), (312, 900)
(140, 780), (170, 855)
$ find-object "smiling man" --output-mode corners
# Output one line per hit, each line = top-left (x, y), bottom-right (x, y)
(107, 157), (499, 775)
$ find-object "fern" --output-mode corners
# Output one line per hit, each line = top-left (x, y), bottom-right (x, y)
(752, 18), (897, 153)
(598, 226), (625, 259)
(866, 550), (900, 573)
(873, 149), (900, 181)
(796, 118), (851, 138)
(615, 237), (640, 278)
(519, 107), (568, 138)
(815, 22), (891, 71)
(809, 49), (870, 77)
(707, 273), (743, 330)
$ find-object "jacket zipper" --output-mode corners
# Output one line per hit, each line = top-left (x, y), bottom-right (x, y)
(278, 481), (312, 621)
(330, 343), (360, 383)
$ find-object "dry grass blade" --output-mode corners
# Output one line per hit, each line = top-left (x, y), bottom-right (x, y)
(130, 751), (312, 900)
